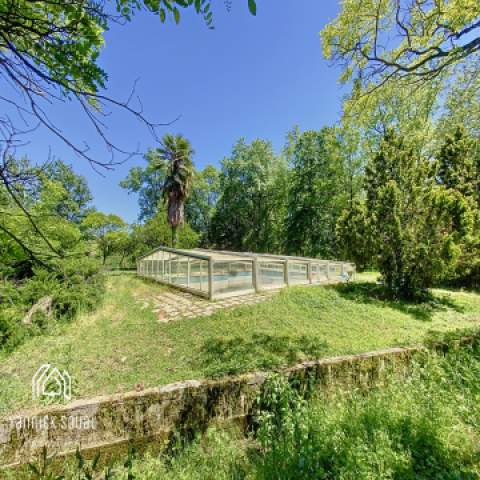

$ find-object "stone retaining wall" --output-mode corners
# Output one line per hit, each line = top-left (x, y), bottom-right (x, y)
(0, 345), (426, 469)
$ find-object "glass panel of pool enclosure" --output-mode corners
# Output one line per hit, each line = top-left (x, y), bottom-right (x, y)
(137, 248), (356, 300)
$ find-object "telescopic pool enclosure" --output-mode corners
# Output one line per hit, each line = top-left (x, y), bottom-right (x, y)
(137, 247), (356, 300)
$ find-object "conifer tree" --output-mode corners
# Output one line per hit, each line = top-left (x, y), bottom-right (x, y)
(363, 131), (472, 299)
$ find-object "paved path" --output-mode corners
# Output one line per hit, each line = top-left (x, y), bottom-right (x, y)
(136, 289), (276, 323)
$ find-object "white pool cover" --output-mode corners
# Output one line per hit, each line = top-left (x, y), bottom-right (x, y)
(137, 247), (355, 300)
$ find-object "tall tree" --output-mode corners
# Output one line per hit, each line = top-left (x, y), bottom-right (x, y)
(160, 134), (194, 247)
(363, 131), (472, 299)
(436, 71), (480, 141)
(285, 128), (345, 258)
(131, 209), (199, 258)
(43, 160), (93, 223)
(185, 165), (220, 245)
(335, 125), (365, 210)
(210, 139), (288, 253)
(336, 202), (373, 271)
(0, 157), (91, 273)
(121, 150), (219, 242)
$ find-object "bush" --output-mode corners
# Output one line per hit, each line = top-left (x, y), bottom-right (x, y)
(0, 256), (104, 351)
(0, 311), (23, 351)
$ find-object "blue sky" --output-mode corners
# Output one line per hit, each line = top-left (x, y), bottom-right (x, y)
(19, 0), (347, 223)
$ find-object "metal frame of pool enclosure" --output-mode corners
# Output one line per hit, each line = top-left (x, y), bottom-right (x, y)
(137, 247), (356, 300)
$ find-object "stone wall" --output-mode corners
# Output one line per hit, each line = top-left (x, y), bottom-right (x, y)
(0, 346), (423, 469)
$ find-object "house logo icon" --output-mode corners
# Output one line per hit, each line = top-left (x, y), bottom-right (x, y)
(32, 364), (72, 402)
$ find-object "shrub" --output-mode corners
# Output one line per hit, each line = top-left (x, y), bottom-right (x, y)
(0, 256), (104, 351)
(0, 311), (24, 351)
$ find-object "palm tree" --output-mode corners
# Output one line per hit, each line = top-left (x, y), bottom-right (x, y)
(159, 134), (194, 247)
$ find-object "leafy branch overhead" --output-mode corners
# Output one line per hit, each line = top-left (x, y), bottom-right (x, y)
(322, 0), (480, 92)
(0, 0), (257, 170)
(136, 0), (257, 28)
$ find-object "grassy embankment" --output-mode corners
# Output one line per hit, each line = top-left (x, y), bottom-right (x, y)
(9, 335), (480, 479)
(1, 272), (479, 415)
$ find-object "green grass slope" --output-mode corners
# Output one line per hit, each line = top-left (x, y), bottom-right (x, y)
(1, 274), (479, 415)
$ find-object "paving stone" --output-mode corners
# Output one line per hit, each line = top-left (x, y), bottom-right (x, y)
(135, 288), (276, 323)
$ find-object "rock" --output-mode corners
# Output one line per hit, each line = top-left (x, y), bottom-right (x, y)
(22, 296), (53, 325)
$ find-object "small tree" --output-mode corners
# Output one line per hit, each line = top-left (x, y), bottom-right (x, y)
(159, 134), (194, 247)
(82, 212), (127, 265)
(363, 131), (472, 299)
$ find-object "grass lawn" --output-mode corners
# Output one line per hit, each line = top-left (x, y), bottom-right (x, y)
(1, 274), (480, 416)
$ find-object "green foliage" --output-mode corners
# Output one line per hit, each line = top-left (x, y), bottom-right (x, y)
(43, 160), (94, 223)
(438, 126), (478, 199)
(336, 201), (372, 271)
(1, 163), (87, 271)
(0, 310), (22, 352)
(210, 138), (288, 253)
(335, 124), (365, 209)
(452, 236), (480, 289)
(362, 131), (473, 298)
(49, 257), (105, 319)
(120, 148), (169, 222)
(436, 72), (480, 141)
(256, 343), (480, 479)
(0, 158), (105, 351)
(0, 257), (104, 351)
(131, 209), (199, 258)
(82, 211), (127, 264)
(321, 0), (480, 91)
(123, 127), (366, 261)
(184, 165), (220, 244)
(285, 128), (346, 258)
(121, 149), (219, 246)
(437, 126), (480, 288)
